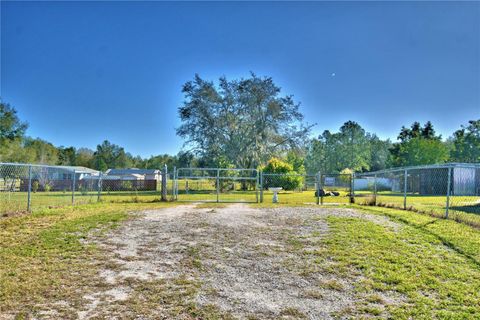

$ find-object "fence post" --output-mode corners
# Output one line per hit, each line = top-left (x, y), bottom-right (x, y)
(373, 173), (377, 206)
(27, 165), (32, 212)
(320, 173), (324, 205)
(97, 173), (102, 202)
(260, 171), (264, 203)
(72, 170), (76, 205)
(403, 169), (408, 210)
(446, 166), (452, 219)
(161, 164), (168, 201)
(216, 169), (220, 203)
(350, 173), (355, 204)
(316, 172), (320, 205)
(256, 170), (259, 203)
(173, 167), (177, 200)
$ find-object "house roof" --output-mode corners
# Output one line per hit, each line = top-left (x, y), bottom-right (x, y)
(105, 168), (161, 176)
(59, 166), (100, 174)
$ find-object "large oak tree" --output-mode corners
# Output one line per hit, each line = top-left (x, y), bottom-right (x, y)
(176, 73), (312, 168)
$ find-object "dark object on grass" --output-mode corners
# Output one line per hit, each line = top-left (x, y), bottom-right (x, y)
(315, 189), (340, 197)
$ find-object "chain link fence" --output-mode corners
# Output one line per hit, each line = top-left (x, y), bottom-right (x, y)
(0, 163), (100, 214)
(3, 162), (479, 228)
(354, 163), (480, 227)
(0, 163), (174, 214)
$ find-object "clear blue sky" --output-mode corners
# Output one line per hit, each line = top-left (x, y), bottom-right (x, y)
(1, 1), (479, 158)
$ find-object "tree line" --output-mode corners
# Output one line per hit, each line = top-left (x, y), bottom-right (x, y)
(1, 73), (479, 173)
(0, 101), (196, 170)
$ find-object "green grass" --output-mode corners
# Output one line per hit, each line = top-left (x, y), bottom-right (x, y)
(0, 201), (179, 315)
(354, 205), (480, 263)
(285, 205), (480, 318)
(1, 201), (480, 318)
(355, 191), (480, 227)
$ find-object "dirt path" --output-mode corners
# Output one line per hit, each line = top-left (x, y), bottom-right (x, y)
(73, 204), (400, 319)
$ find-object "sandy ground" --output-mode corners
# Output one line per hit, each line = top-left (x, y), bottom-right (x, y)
(34, 204), (403, 319)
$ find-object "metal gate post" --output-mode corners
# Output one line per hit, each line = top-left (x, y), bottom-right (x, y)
(260, 171), (264, 203)
(27, 165), (32, 212)
(173, 167), (177, 200)
(350, 173), (355, 204)
(72, 170), (76, 205)
(161, 164), (168, 201)
(255, 170), (259, 203)
(216, 169), (220, 203)
(320, 173), (324, 205)
(316, 172), (320, 205)
(373, 173), (377, 206)
(446, 166), (452, 219)
(403, 169), (408, 210)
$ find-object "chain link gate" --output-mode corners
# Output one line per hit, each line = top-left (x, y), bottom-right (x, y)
(318, 173), (355, 205)
(174, 168), (259, 203)
(258, 172), (354, 205)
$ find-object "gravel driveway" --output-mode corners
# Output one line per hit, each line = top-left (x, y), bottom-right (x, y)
(76, 204), (401, 319)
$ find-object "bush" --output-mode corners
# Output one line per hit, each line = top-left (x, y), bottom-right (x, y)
(261, 157), (303, 191)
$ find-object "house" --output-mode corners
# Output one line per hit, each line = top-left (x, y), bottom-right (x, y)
(101, 168), (161, 191)
(18, 165), (100, 191)
(59, 166), (100, 180)
(105, 168), (161, 181)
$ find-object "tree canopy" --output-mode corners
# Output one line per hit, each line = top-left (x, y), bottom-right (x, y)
(389, 121), (447, 167)
(0, 101), (27, 142)
(1, 97), (478, 174)
(176, 73), (312, 168)
(305, 121), (391, 174)
(450, 120), (480, 163)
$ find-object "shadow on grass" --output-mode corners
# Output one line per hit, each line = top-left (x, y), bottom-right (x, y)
(450, 204), (480, 215)
(359, 206), (480, 268)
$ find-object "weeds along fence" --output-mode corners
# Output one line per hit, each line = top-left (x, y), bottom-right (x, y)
(354, 163), (480, 227)
(0, 163), (175, 215)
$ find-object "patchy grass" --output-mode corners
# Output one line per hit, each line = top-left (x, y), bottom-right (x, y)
(354, 205), (480, 264)
(113, 277), (233, 319)
(355, 191), (480, 227)
(0, 201), (178, 316)
(2, 201), (480, 318)
(302, 210), (480, 318)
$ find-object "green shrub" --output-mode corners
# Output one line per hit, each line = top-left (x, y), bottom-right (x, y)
(261, 157), (303, 191)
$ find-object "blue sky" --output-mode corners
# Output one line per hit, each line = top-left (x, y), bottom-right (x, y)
(1, 1), (479, 158)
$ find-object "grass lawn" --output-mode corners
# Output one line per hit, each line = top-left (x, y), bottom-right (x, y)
(355, 191), (480, 227)
(0, 202), (179, 316)
(1, 201), (479, 318)
(317, 212), (480, 318)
